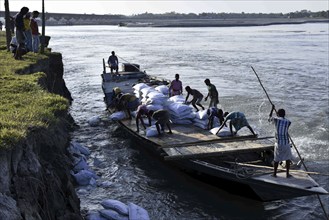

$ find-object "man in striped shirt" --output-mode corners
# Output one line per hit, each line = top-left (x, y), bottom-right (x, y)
(269, 105), (292, 178)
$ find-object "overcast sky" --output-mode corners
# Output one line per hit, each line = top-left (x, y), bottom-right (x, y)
(2, 0), (328, 15)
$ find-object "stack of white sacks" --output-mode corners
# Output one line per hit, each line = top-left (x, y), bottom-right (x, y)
(112, 82), (227, 136)
(132, 83), (195, 126)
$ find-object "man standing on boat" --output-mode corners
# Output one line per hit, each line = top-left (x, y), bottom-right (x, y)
(269, 105), (292, 178)
(108, 51), (119, 74)
(184, 86), (205, 112)
(216, 111), (256, 136)
(169, 74), (183, 96)
(204, 79), (219, 108)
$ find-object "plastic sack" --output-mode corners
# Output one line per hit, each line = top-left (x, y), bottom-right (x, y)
(110, 111), (126, 121)
(99, 209), (128, 220)
(101, 199), (129, 215)
(128, 202), (150, 220)
(210, 126), (232, 137)
(145, 125), (159, 137)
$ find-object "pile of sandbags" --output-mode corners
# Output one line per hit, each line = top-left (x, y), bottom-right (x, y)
(69, 142), (99, 186)
(165, 100), (195, 124)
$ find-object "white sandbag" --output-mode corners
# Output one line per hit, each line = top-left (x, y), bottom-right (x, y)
(110, 111), (126, 121)
(168, 95), (185, 103)
(145, 125), (159, 137)
(169, 111), (195, 120)
(171, 118), (193, 125)
(88, 115), (101, 127)
(193, 122), (208, 129)
(133, 83), (148, 91)
(146, 104), (163, 111)
(155, 85), (169, 95)
(167, 102), (193, 115)
(72, 156), (89, 172)
(101, 199), (129, 215)
(147, 91), (166, 99)
(193, 118), (208, 125)
(195, 109), (208, 120)
(71, 170), (98, 186)
(128, 202), (150, 220)
(140, 87), (155, 97)
(146, 97), (167, 105)
(210, 126), (232, 137)
(71, 141), (91, 156)
(85, 212), (108, 220)
(99, 209), (129, 220)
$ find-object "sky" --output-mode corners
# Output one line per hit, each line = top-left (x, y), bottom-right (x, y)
(1, 0), (328, 15)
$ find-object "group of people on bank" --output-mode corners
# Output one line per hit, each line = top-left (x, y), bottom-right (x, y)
(108, 54), (292, 178)
(10, 7), (40, 60)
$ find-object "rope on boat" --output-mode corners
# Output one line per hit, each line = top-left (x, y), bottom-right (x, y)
(251, 66), (329, 220)
(116, 54), (141, 71)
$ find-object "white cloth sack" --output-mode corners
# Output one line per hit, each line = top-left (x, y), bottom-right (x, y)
(128, 202), (150, 220)
(145, 125), (159, 137)
(167, 95), (185, 103)
(133, 83), (149, 91)
(210, 126), (232, 137)
(101, 199), (129, 215)
(99, 209), (128, 220)
(110, 111), (126, 121)
(71, 170), (98, 186)
(155, 85), (169, 95)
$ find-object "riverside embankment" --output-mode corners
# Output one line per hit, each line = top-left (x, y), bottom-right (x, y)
(0, 34), (82, 220)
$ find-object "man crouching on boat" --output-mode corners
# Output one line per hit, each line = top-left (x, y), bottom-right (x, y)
(136, 104), (154, 132)
(269, 105), (292, 178)
(118, 93), (140, 119)
(216, 111), (256, 136)
(207, 107), (224, 130)
(152, 110), (172, 135)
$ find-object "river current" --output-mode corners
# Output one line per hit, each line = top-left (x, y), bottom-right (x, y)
(46, 23), (328, 219)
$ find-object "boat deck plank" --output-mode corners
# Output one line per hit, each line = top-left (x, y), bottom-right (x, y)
(120, 118), (274, 160)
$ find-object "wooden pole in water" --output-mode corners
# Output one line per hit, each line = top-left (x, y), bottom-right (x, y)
(250, 66), (328, 219)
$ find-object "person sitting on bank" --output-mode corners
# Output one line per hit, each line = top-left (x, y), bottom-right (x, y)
(269, 104), (292, 178)
(152, 109), (172, 135)
(184, 86), (205, 112)
(207, 107), (224, 130)
(216, 111), (256, 136)
(135, 104), (154, 132)
(107, 51), (119, 74)
(169, 74), (183, 96)
(118, 93), (140, 119)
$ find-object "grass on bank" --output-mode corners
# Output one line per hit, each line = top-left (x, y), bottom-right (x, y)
(0, 32), (69, 149)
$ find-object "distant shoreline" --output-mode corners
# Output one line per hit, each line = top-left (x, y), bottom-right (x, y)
(43, 18), (328, 27)
(116, 18), (329, 27)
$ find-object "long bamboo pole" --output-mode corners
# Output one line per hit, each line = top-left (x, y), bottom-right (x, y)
(250, 66), (328, 219)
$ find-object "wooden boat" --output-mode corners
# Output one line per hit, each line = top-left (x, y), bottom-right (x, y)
(101, 59), (328, 201)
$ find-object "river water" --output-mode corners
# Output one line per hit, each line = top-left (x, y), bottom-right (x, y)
(46, 23), (328, 219)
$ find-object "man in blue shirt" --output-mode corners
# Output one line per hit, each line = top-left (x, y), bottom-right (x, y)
(216, 111), (256, 136)
(269, 104), (292, 178)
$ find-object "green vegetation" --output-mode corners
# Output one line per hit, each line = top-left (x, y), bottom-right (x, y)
(0, 32), (69, 149)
